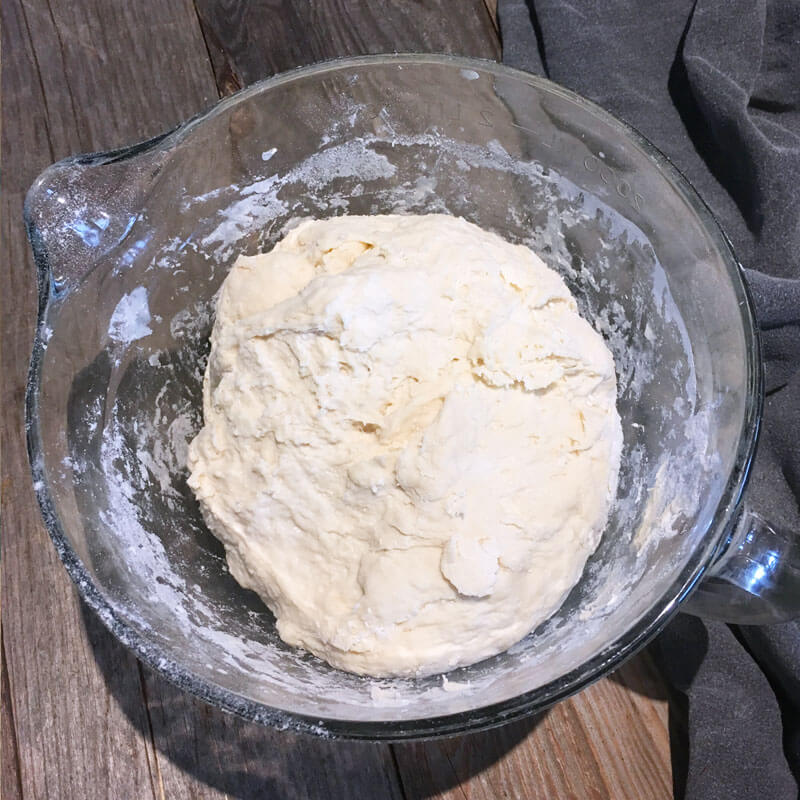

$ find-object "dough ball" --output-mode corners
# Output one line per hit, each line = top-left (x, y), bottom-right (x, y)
(188, 214), (622, 677)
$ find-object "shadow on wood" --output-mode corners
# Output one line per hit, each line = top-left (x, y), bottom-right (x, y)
(606, 647), (670, 702)
(393, 712), (549, 799)
(80, 600), (546, 799)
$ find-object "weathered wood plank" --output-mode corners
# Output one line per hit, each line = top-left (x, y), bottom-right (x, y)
(571, 667), (672, 799)
(194, 0), (501, 92)
(0, 0), (214, 797)
(19, 0), (219, 156)
(1, 2), (159, 796)
(393, 658), (671, 800)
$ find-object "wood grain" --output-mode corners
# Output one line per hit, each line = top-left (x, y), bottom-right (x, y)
(395, 655), (670, 800)
(194, 0), (501, 92)
(2, 0), (673, 798)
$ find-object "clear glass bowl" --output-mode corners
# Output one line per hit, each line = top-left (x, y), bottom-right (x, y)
(25, 55), (767, 739)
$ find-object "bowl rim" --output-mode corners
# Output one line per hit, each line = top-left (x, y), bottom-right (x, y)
(25, 52), (763, 741)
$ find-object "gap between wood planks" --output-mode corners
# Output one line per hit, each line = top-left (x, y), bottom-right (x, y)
(2, 633), (25, 800)
(137, 661), (168, 800)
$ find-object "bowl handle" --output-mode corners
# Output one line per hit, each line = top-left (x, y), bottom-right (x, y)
(24, 134), (172, 298)
(684, 505), (800, 624)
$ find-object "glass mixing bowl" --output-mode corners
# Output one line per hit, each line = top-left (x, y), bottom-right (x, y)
(25, 54), (799, 740)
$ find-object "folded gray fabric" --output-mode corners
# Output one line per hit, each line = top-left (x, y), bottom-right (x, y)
(498, 0), (800, 796)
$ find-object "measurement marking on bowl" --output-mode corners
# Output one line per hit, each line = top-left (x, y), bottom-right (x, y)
(584, 155), (645, 211)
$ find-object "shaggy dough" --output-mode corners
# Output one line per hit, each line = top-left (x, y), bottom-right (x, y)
(187, 214), (622, 677)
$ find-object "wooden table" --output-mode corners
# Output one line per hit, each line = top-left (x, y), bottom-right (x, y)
(1, 2), (674, 797)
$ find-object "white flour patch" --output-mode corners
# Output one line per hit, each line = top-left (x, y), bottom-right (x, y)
(108, 287), (152, 344)
(200, 175), (286, 259)
(442, 675), (472, 692)
(200, 139), (396, 259)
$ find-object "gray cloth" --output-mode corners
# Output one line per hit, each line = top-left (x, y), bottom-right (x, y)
(498, 0), (800, 797)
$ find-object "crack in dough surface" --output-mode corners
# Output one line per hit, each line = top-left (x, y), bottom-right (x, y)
(187, 214), (622, 677)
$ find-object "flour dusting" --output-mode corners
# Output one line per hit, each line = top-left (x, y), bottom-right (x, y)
(108, 286), (152, 344)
